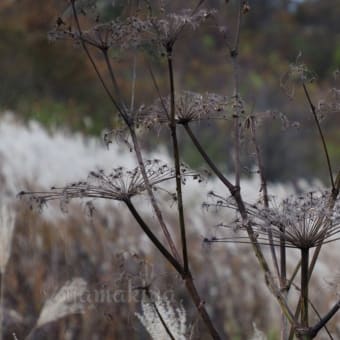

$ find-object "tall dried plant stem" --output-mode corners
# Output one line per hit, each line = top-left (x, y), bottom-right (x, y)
(129, 129), (181, 262)
(70, 0), (180, 263)
(166, 48), (189, 275)
(250, 117), (287, 338)
(184, 120), (296, 328)
(224, 1), (296, 334)
(0, 273), (4, 340)
(69, 3), (222, 338)
(288, 82), (340, 340)
(302, 83), (335, 190)
(300, 248), (309, 330)
(144, 288), (176, 340)
(185, 275), (224, 340)
(250, 117), (280, 277)
(289, 172), (340, 340)
(126, 199), (223, 340)
(183, 124), (234, 191)
(166, 49), (223, 340)
(230, 0), (242, 189)
(125, 199), (183, 275)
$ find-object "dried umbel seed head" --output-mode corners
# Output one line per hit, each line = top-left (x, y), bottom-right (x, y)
(137, 91), (229, 129)
(48, 17), (148, 51)
(280, 57), (316, 98)
(136, 8), (217, 51)
(253, 192), (340, 249)
(49, 2), (216, 53)
(204, 191), (340, 250)
(19, 160), (205, 212)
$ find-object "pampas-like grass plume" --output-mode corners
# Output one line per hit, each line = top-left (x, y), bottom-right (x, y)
(36, 277), (87, 328)
(136, 293), (187, 340)
(0, 204), (15, 274)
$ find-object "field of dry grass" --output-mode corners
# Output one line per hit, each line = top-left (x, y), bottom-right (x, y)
(0, 115), (338, 339)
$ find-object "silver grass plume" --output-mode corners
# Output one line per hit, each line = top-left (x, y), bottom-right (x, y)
(36, 278), (88, 328)
(136, 293), (187, 340)
(0, 204), (15, 274)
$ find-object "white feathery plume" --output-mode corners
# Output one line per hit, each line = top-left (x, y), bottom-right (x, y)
(36, 278), (87, 327)
(0, 204), (15, 274)
(136, 293), (187, 340)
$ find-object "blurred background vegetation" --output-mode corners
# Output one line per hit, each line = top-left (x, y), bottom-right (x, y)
(1, 1), (340, 339)
(0, 0), (339, 182)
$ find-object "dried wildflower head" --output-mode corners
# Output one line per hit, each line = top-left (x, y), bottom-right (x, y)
(254, 192), (340, 249)
(137, 91), (229, 128)
(139, 8), (216, 52)
(19, 160), (204, 210)
(280, 55), (316, 98)
(48, 16), (148, 51)
(49, 1), (215, 53)
(206, 191), (340, 250)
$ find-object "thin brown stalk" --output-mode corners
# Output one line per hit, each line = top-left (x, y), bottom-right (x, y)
(70, 1), (128, 124)
(147, 62), (170, 120)
(302, 83), (335, 190)
(130, 57), (137, 111)
(126, 200), (223, 340)
(308, 300), (333, 340)
(289, 173), (340, 340)
(102, 49), (127, 112)
(300, 248), (309, 329)
(250, 116), (280, 278)
(230, 1), (243, 187)
(287, 260), (301, 291)
(310, 299), (340, 338)
(308, 171), (340, 278)
(125, 199), (183, 275)
(183, 123), (234, 192)
(144, 288), (176, 340)
(0, 273), (4, 340)
(70, 0), (180, 263)
(224, 2), (296, 331)
(129, 129), (181, 262)
(185, 275), (224, 340)
(166, 47), (189, 275)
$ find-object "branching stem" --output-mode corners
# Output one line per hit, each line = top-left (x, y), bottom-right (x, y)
(166, 48), (189, 275)
(302, 83), (334, 190)
(125, 199), (183, 275)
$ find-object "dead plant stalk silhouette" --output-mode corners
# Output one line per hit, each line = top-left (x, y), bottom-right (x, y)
(69, 0), (222, 339)
(20, 1), (340, 339)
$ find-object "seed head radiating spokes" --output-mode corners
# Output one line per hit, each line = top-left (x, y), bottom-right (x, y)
(48, 6), (216, 52)
(137, 91), (229, 129)
(204, 191), (340, 249)
(48, 17), (149, 50)
(144, 8), (217, 50)
(18, 160), (205, 211)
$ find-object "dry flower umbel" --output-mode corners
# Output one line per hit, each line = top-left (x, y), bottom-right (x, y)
(205, 191), (340, 250)
(137, 91), (229, 128)
(19, 159), (205, 210)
